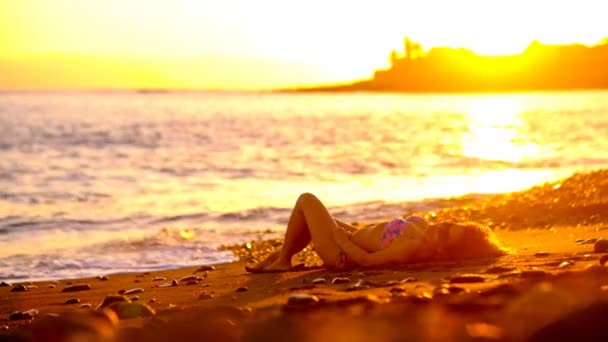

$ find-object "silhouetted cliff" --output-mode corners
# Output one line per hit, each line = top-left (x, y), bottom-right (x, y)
(295, 38), (608, 93)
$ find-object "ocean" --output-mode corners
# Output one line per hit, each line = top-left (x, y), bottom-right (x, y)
(1, 90), (608, 282)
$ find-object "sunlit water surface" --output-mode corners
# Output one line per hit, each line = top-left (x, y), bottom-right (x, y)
(1, 90), (607, 281)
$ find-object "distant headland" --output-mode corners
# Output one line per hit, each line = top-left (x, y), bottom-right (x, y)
(291, 37), (608, 93)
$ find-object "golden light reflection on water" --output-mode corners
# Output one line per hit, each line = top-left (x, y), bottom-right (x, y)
(463, 97), (540, 163)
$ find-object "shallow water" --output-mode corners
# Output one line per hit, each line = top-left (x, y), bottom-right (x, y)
(1, 90), (607, 281)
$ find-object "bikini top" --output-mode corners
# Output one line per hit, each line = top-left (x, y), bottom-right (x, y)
(381, 215), (428, 247)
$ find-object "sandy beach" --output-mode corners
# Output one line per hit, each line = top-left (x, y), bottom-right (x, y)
(2, 170), (608, 341)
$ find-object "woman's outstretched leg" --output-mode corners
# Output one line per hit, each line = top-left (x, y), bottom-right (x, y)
(249, 193), (343, 272)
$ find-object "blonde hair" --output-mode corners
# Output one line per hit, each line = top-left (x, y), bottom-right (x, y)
(429, 222), (507, 261)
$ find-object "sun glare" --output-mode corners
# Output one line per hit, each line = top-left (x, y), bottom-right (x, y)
(462, 98), (540, 163)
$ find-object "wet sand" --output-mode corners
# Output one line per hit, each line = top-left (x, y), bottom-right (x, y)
(2, 170), (608, 341)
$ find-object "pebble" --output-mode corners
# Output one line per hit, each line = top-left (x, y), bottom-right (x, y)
(535, 252), (551, 257)
(198, 293), (214, 300)
(594, 239), (608, 253)
(123, 288), (144, 295)
(64, 298), (80, 304)
(0, 281), (11, 287)
(236, 287), (248, 292)
(62, 284), (91, 292)
(172, 279), (179, 286)
(11, 284), (28, 292)
(331, 277), (351, 284)
(286, 293), (319, 308)
(130, 296), (140, 301)
(196, 265), (216, 272)
(48, 284), (56, 289)
(148, 298), (156, 303)
(449, 275), (485, 284)
(157, 281), (176, 288)
(179, 275), (198, 282)
(558, 261), (574, 269)
(600, 255), (608, 266)
(97, 275), (110, 281)
(345, 279), (369, 291)
(152, 276), (167, 281)
(1, 325), (8, 330)
(311, 277), (327, 284)
(186, 280), (199, 286)
(400, 277), (418, 283)
(107, 302), (156, 319)
(80, 303), (92, 309)
(9, 309), (38, 320)
(118, 289), (126, 294)
(9, 311), (24, 320)
(97, 295), (130, 310)
(389, 287), (406, 293)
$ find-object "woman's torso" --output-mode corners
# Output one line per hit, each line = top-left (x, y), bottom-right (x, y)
(350, 216), (429, 252)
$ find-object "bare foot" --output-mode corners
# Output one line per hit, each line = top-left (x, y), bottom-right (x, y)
(262, 258), (292, 272)
(246, 248), (281, 271)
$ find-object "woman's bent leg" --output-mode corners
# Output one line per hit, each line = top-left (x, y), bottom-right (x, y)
(265, 193), (342, 270)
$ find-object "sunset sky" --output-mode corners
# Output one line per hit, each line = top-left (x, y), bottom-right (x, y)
(1, 0), (606, 90)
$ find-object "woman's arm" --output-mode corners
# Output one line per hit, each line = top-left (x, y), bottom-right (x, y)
(332, 228), (420, 266)
(333, 218), (359, 233)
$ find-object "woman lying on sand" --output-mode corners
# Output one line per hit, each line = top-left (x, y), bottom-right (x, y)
(247, 193), (506, 272)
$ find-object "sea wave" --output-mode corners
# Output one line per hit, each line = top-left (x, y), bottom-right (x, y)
(0, 225), (277, 282)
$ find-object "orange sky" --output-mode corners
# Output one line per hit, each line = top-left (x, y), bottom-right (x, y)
(1, 0), (606, 90)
